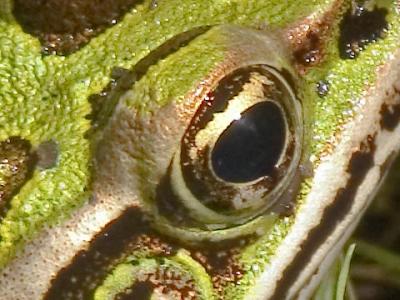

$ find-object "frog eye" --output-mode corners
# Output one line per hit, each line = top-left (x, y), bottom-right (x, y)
(92, 25), (303, 236)
(167, 64), (302, 225)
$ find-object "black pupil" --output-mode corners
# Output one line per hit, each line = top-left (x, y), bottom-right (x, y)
(211, 101), (286, 183)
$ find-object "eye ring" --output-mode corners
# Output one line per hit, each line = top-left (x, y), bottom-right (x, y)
(166, 64), (302, 226)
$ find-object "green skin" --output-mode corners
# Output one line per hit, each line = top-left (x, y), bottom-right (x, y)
(0, 0), (399, 299)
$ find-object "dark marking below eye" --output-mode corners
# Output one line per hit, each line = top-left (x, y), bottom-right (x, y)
(0, 137), (36, 218)
(271, 135), (376, 299)
(44, 208), (176, 300)
(211, 101), (286, 183)
(35, 140), (59, 169)
(339, 5), (388, 59)
(45, 206), (248, 299)
(13, 0), (145, 55)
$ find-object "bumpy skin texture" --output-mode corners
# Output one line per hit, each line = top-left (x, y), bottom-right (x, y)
(0, 0), (400, 299)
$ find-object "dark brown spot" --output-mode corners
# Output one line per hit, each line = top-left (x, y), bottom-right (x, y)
(13, 0), (144, 55)
(339, 5), (388, 59)
(0, 137), (36, 218)
(380, 103), (400, 131)
(271, 135), (376, 299)
(293, 31), (322, 66)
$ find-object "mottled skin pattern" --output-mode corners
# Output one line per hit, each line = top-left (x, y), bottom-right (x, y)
(0, 0), (399, 299)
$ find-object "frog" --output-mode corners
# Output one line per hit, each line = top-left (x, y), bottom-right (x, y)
(0, 0), (399, 299)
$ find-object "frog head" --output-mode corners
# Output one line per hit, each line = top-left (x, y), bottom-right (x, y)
(0, 0), (399, 299)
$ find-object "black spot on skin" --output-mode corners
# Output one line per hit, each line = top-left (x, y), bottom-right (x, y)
(339, 5), (388, 59)
(271, 136), (376, 299)
(13, 0), (144, 55)
(316, 80), (330, 97)
(380, 103), (400, 131)
(0, 137), (36, 218)
(36, 140), (59, 169)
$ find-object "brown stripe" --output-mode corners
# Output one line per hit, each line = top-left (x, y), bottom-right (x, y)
(270, 136), (376, 299)
(44, 207), (176, 300)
